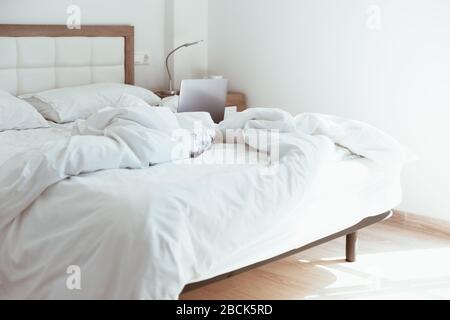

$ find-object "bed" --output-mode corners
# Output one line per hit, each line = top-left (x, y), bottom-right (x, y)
(0, 25), (407, 299)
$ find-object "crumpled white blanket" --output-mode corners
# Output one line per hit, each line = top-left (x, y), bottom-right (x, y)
(0, 104), (215, 230)
(0, 105), (413, 299)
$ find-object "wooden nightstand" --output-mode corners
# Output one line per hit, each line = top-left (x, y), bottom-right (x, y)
(226, 92), (247, 112)
(154, 90), (178, 99)
(154, 90), (247, 112)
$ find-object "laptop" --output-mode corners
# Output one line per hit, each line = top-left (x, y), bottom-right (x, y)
(178, 79), (229, 123)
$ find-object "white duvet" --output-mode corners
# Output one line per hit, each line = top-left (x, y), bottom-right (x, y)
(0, 105), (410, 299)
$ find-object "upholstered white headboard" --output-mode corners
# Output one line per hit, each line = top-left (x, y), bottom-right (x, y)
(0, 25), (134, 96)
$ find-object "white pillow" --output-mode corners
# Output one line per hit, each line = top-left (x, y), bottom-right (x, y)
(158, 95), (179, 113)
(115, 93), (152, 109)
(21, 83), (162, 123)
(0, 91), (49, 132)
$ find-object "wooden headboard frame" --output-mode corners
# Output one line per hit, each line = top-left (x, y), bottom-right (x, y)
(0, 24), (134, 85)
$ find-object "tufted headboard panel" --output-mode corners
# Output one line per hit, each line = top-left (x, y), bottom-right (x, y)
(0, 25), (134, 96)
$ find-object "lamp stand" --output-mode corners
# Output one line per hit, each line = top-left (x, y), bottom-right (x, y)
(163, 40), (203, 97)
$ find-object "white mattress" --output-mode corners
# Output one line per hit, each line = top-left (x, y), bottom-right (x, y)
(200, 156), (401, 283)
(0, 122), (402, 291)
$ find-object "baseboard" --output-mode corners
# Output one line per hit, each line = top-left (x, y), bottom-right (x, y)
(388, 210), (450, 237)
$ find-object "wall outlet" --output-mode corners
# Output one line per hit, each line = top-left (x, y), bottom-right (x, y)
(135, 52), (150, 65)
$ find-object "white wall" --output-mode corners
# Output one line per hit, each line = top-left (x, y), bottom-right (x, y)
(163, 0), (208, 91)
(208, 0), (450, 221)
(171, 0), (208, 89)
(0, 0), (208, 91)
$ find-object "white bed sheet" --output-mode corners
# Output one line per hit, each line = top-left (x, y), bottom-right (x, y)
(198, 156), (400, 283)
(0, 120), (402, 298)
(0, 122), (72, 165)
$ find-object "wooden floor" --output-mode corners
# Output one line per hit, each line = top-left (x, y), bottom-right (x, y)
(181, 218), (450, 300)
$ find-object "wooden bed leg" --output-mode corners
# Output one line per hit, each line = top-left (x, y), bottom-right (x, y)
(346, 232), (357, 262)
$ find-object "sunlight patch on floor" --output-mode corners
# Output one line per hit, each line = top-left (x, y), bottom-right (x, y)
(304, 247), (450, 300)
